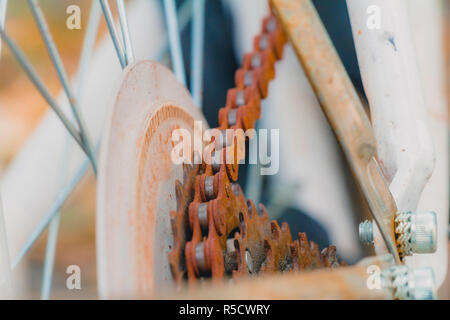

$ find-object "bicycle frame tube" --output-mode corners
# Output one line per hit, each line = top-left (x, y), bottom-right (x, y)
(271, 0), (401, 264)
(347, 0), (447, 286)
(408, 0), (449, 289)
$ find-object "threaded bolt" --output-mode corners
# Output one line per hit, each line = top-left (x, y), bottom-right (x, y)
(359, 211), (437, 256)
(359, 220), (374, 245)
(381, 266), (436, 300)
(395, 211), (437, 256)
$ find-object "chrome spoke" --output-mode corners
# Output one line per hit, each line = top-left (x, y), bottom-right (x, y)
(12, 155), (92, 269)
(40, 210), (60, 300)
(190, 0), (205, 109)
(28, 0), (98, 175)
(156, 0), (193, 61)
(1, 0), (197, 299)
(40, 1), (102, 300)
(163, 0), (186, 85)
(13, 3), (194, 272)
(116, 0), (134, 65)
(0, 28), (84, 151)
(0, 0), (6, 58)
(75, 1), (102, 97)
(99, 0), (126, 69)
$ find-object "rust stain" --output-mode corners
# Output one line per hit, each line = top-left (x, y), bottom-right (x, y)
(134, 104), (198, 296)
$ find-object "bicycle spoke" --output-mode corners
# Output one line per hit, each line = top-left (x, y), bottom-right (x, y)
(156, 0), (192, 62)
(99, 0), (126, 69)
(28, 0), (98, 175)
(12, 154), (92, 269)
(190, 0), (205, 109)
(116, 0), (134, 65)
(40, 1), (102, 300)
(12, 1), (195, 273)
(75, 1), (102, 97)
(163, 0), (186, 86)
(3, 0), (197, 296)
(40, 210), (60, 300)
(0, 28), (85, 152)
(0, 0), (6, 58)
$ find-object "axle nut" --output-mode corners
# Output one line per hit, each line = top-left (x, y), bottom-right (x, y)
(395, 211), (437, 255)
(359, 211), (437, 256)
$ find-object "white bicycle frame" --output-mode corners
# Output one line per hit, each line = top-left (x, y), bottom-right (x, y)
(347, 0), (448, 287)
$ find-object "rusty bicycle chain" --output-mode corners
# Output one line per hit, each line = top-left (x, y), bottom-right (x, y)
(169, 13), (341, 286)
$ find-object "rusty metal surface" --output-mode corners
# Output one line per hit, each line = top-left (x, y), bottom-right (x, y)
(96, 60), (208, 298)
(168, 12), (342, 286)
(270, 0), (401, 264)
(163, 265), (386, 300)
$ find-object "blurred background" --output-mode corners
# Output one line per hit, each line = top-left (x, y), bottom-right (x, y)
(0, 0), (449, 299)
(1, 0), (102, 299)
